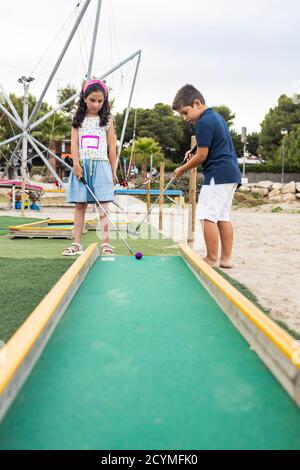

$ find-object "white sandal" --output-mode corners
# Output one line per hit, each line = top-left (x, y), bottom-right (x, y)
(101, 243), (115, 256)
(61, 243), (83, 256)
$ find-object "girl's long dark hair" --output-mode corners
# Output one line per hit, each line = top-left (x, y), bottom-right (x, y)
(72, 83), (110, 129)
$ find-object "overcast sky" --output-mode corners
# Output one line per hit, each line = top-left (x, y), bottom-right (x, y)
(1, 0), (300, 133)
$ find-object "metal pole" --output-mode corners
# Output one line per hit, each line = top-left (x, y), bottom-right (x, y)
(281, 138), (285, 185)
(31, 136), (72, 171)
(0, 84), (23, 126)
(242, 142), (246, 179)
(21, 82), (29, 215)
(87, 0), (103, 79)
(2, 137), (22, 178)
(28, 136), (65, 187)
(117, 51), (141, 169)
(29, 94), (79, 131)
(0, 133), (23, 148)
(27, 0), (92, 127)
(0, 103), (23, 130)
(29, 50), (142, 132)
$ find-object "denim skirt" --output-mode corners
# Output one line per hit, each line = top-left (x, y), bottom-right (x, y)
(67, 159), (114, 203)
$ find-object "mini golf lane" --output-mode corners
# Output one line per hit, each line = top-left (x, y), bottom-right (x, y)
(0, 256), (300, 450)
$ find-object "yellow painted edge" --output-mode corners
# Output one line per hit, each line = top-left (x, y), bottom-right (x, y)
(0, 244), (98, 395)
(43, 189), (66, 193)
(10, 227), (74, 232)
(179, 243), (299, 368)
(9, 220), (74, 231)
(9, 220), (50, 230)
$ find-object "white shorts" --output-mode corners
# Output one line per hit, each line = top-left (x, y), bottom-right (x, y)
(196, 178), (237, 223)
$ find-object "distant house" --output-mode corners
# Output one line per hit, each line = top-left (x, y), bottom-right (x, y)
(31, 138), (72, 179)
(237, 154), (263, 165)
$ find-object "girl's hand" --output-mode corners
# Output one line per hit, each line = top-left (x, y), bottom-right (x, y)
(112, 172), (119, 185)
(74, 163), (82, 180)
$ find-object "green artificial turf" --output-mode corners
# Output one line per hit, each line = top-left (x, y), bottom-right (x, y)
(0, 258), (74, 343)
(1, 257), (300, 450)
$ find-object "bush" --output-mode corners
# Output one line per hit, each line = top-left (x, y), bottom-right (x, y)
(30, 166), (44, 177)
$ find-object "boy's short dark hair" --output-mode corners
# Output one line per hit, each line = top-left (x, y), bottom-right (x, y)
(172, 84), (206, 111)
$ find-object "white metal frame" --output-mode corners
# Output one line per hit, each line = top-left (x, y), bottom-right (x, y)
(0, 0), (142, 213)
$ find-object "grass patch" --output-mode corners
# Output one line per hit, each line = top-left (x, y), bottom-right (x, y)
(233, 192), (268, 209)
(0, 258), (74, 342)
(0, 216), (179, 339)
(216, 268), (300, 340)
(0, 216), (179, 258)
(0, 216), (41, 235)
(271, 206), (284, 213)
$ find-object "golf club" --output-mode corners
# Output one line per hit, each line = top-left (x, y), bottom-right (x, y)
(133, 145), (197, 233)
(80, 176), (142, 260)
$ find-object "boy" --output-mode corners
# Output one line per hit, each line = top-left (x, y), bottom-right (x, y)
(172, 84), (241, 268)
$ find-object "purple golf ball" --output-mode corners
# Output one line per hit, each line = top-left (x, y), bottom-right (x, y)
(135, 252), (143, 260)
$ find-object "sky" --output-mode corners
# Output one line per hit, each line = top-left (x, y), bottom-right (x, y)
(1, 0), (300, 134)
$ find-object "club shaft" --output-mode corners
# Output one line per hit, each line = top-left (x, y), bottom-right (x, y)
(84, 182), (134, 255)
(135, 178), (174, 232)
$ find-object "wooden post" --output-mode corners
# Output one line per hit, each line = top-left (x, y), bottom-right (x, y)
(12, 185), (16, 210)
(188, 136), (197, 246)
(146, 179), (151, 215)
(159, 162), (165, 230)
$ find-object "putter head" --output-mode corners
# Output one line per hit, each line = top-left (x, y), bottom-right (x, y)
(128, 228), (141, 238)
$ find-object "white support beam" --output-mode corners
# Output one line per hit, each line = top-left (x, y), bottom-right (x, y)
(0, 83), (23, 125)
(0, 133), (23, 148)
(87, 0), (103, 80)
(116, 51), (142, 169)
(27, 0), (92, 128)
(29, 50), (142, 132)
(31, 136), (72, 171)
(28, 136), (65, 188)
(0, 103), (23, 130)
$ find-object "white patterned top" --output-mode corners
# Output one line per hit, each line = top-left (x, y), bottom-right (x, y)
(78, 116), (110, 161)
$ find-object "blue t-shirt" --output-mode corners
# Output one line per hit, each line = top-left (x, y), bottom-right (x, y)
(194, 108), (241, 186)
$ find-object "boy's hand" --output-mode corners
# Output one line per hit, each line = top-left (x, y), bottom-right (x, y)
(74, 162), (83, 179)
(173, 166), (185, 179)
(183, 150), (194, 163)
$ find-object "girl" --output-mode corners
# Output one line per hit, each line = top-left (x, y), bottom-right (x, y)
(62, 79), (118, 257)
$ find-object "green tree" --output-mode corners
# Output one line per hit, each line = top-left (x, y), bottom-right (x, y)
(260, 94), (300, 162)
(212, 105), (236, 128)
(115, 104), (184, 161)
(247, 132), (260, 156)
(123, 137), (164, 167)
(273, 127), (300, 168)
(57, 84), (77, 116)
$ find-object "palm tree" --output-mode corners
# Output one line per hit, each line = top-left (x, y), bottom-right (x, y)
(134, 137), (164, 167)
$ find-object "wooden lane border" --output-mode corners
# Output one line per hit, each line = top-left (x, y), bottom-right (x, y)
(0, 244), (99, 422)
(179, 243), (300, 407)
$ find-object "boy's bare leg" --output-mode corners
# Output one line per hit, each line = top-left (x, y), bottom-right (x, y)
(74, 202), (88, 245)
(202, 219), (219, 267)
(218, 221), (234, 268)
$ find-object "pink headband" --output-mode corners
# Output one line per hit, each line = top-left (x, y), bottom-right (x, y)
(82, 79), (108, 96)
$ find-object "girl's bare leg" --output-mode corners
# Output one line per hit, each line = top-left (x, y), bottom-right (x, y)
(98, 202), (110, 246)
(74, 202), (88, 245)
